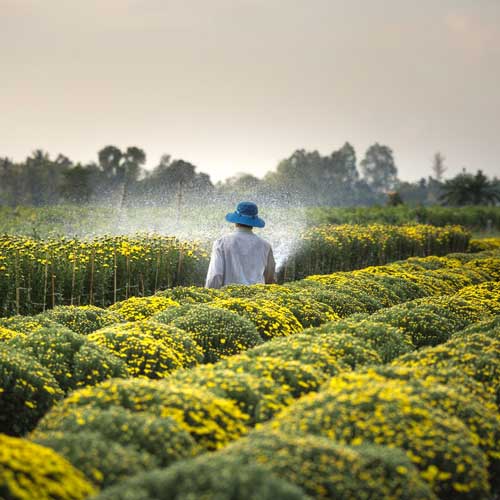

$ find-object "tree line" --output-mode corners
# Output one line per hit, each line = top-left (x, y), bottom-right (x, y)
(0, 143), (498, 207)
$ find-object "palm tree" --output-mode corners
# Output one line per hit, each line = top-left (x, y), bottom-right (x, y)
(440, 169), (500, 206)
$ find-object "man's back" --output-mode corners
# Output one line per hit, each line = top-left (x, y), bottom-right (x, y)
(205, 226), (275, 288)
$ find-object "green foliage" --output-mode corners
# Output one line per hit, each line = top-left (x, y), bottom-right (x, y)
(91, 454), (309, 500)
(0, 343), (63, 435)
(33, 431), (158, 488)
(8, 327), (128, 392)
(220, 431), (436, 500)
(32, 405), (199, 468)
(0, 434), (96, 500)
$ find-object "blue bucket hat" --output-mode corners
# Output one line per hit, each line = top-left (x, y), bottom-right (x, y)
(225, 201), (265, 228)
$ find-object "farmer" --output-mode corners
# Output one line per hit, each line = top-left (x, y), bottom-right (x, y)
(205, 201), (276, 289)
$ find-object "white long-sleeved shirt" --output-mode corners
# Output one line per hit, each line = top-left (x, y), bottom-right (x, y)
(205, 226), (276, 289)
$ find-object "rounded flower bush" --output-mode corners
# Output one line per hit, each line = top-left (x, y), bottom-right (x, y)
(35, 378), (249, 451)
(306, 318), (413, 363)
(32, 405), (199, 468)
(271, 372), (491, 500)
(156, 304), (262, 363)
(396, 333), (500, 405)
(0, 434), (96, 500)
(0, 343), (63, 435)
(246, 334), (351, 376)
(8, 327), (128, 392)
(369, 300), (462, 348)
(265, 292), (340, 328)
(220, 354), (328, 401)
(91, 454), (308, 500)
(171, 365), (280, 424)
(455, 282), (500, 314)
(363, 366), (500, 486)
(297, 330), (383, 369)
(211, 298), (303, 340)
(156, 286), (215, 304)
(109, 295), (180, 321)
(41, 305), (124, 334)
(0, 314), (69, 334)
(302, 288), (377, 317)
(33, 430), (158, 488)
(88, 321), (203, 379)
(220, 430), (436, 500)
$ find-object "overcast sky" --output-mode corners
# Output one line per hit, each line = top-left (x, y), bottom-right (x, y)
(1, 0), (499, 182)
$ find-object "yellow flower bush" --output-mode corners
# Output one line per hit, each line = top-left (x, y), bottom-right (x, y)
(211, 298), (303, 340)
(171, 365), (285, 424)
(42, 305), (124, 334)
(88, 321), (203, 378)
(156, 285), (216, 304)
(271, 372), (491, 500)
(263, 292), (340, 327)
(469, 238), (500, 252)
(31, 405), (199, 469)
(247, 334), (352, 376)
(305, 318), (413, 362)
(0, 314), (67, 334)
(0, 343), (63, 435)
(109, 295), (179, 321)
(0, 434), (95, 500)
(364, 366), (500, 485)
(455, 281), (500, 314)
(8, 326), (128, 392)
(35, 378), (249, 451)
(155, 304), (262, 363)
(219, 430), (436, 500)
(219, 354), (328, 404)
(396, 332), (500, 405)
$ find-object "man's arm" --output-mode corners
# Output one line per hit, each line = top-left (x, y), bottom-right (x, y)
(264, 247), (276, 284)
(205, 239), (224, 289)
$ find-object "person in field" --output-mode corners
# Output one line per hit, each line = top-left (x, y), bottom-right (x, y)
(205, 201), (276, 289)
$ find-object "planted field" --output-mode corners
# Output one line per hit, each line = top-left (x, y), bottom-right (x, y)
(0, 224), (470, 315)
(1, 246), (499, 499)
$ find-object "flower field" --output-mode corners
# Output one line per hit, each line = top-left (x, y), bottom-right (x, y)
(1, 243), (499, 499)
(0, 224), (470, 316)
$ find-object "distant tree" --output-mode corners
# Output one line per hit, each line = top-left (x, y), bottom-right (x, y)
(440, 169), (500, 206)
(139, 157), (212, 205)
(386, 191), (404, 206)
(360, 144), (398, 193)
(60, 164), (96, 203)
(432, 152), (447, 181)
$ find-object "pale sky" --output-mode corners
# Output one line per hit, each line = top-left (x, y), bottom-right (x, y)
(1, 0), (499, 182)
